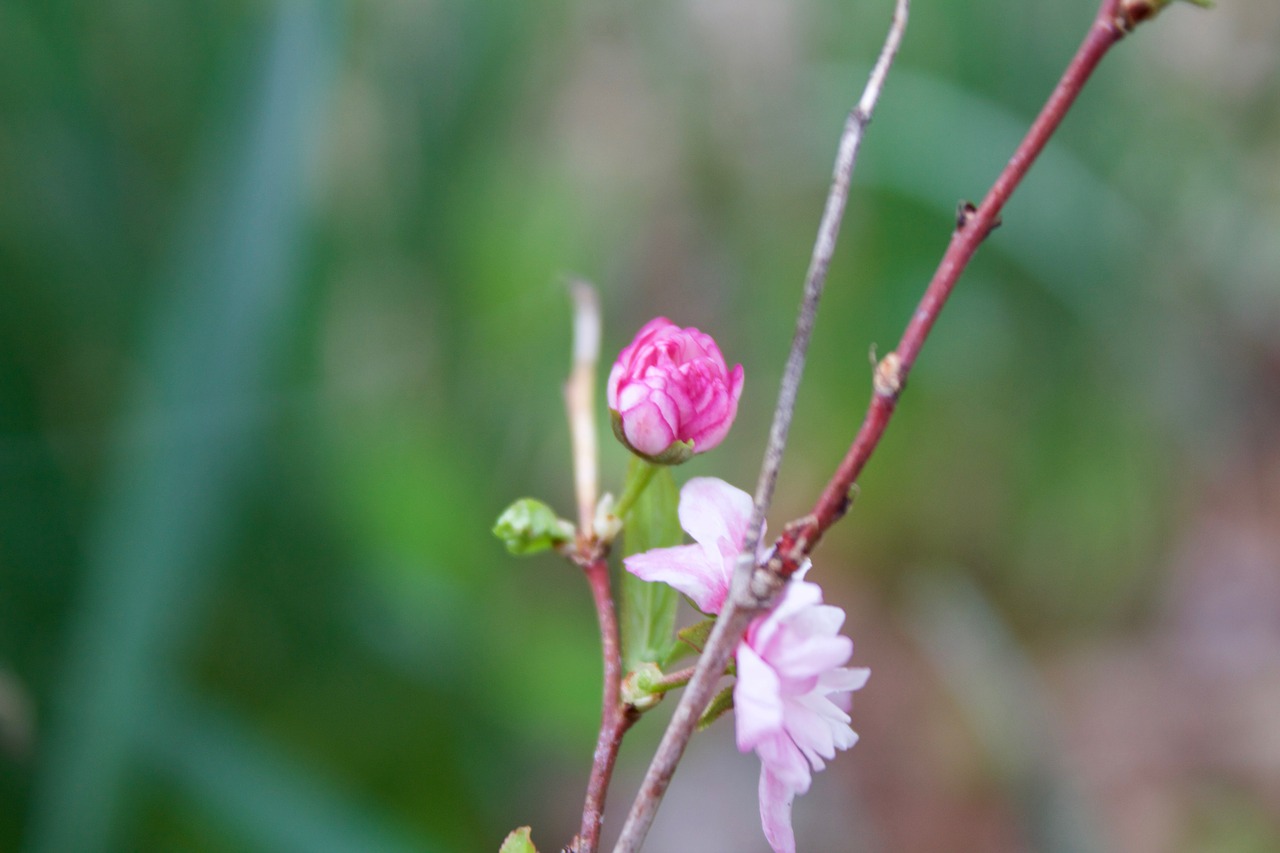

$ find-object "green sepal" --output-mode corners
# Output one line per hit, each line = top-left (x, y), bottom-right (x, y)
(499, 826), (539, 853)
(610, 409), (695, 465)
(492, 498), (574, 555)
(619, 460), (681, 670)
(663, 617), (716, 667)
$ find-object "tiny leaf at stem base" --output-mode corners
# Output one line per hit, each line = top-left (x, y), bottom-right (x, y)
(500, 826), (539, 853)
(664, 617), (716, 667)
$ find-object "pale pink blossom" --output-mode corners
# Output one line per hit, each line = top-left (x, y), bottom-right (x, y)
(606, 318), (744, 462)
(621, 477), (868, 853)
(735, 576), (869, 853)
(621, 476), (753, 614)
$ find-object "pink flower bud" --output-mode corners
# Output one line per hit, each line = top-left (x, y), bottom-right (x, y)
(606, 317), (744, 463)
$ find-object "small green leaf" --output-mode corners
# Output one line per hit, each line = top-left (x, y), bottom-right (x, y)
(499, 826), (539, 853)
(697, 685), (735, 731)
(492, 499), (574, 555)
(620, 460), (681, 670)
(664, 617), (717, 667)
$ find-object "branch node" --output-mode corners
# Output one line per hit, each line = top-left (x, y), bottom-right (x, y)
(782, 514), (818, 561)
(1117, 1), (1155, 31)
(873, 351), (904, 398)
(750, 557), (788, 603)
(956, 200), (1001, 238)
(842, 483), (861, 517)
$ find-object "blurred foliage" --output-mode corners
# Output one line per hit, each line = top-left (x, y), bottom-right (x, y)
(2, 0), (1279, 851)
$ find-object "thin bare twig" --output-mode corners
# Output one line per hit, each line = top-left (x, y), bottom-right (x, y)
(739, 0), (912, 576)
(773, 0), (1132, 570)
(566, 281), (601, 536)
(610, 3), (910, 849)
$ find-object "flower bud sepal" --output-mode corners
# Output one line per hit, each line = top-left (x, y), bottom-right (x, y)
(610, 409), (696, 465)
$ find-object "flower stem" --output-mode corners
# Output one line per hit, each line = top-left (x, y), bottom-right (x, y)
(613, 459), (659, 522)
(640, 665), (698, 696)
(561, 281), (637, 853)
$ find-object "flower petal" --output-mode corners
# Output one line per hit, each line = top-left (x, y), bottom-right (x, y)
(770, 633), (852, 681)
(734, 641), (784, 752)
(622, 544), (727, 614)
(754, 730), (811, 794)
(759, 767), (797, 853)
(678, 477), (753, 569)
(819, 666), (870, 694)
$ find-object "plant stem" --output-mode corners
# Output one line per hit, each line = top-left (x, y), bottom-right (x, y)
(575, 555), (638, 853)
(562, 281), (637, 853)
(774, 0), (1130, 570)
(736, 0), (913, 573)
(646, 665), (698, 694)
(565, 282), (602, 536)
(612, 460), (658, 522)
(610, 2), (911, 850)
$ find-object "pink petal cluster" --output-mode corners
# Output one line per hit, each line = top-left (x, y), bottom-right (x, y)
(623, 477), (868, 853)
(607, 318), (744, 461)
(735, 577), (869, 853)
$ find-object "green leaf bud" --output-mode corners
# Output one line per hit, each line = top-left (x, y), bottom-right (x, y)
(492, 499), (574, 556)
(499, 826), (539, 853)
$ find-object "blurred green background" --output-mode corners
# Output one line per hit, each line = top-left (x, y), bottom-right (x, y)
(2, 0), (1278, 850)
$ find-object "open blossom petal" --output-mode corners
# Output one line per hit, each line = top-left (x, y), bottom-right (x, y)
(621, 477), (751, 615)
(678, 477), (754, 573)
(733, 640), (784, 752)
(759, 767), (799, 853)
(622, 543), (726, 614)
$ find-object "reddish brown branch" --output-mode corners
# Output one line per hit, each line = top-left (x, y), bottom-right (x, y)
(573, 556), (638, 853)
(775, 0), (1130, 570)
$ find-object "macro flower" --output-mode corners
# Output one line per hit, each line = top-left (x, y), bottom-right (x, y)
(622, 477), (753, 614)
(606, 317), (744, 463)
(734, 577), (869, 853)
(622, 477), (868, 853)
